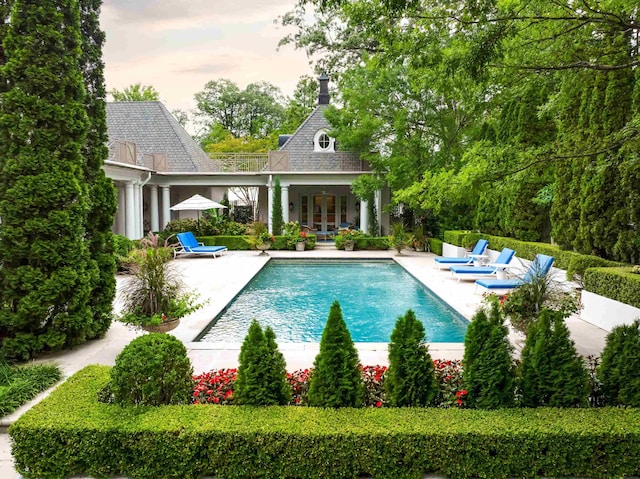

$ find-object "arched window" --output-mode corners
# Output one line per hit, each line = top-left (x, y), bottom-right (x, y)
(313, 129), (335, 152)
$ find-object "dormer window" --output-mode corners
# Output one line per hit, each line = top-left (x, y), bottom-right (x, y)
(314, 129), (335, 152)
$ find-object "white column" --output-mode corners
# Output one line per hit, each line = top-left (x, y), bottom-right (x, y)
(134, 182), (142, 238)
(267, 184), (274, 233)
(149, 185), (159, 232)
(116, 184), (126, 235)
(282, 185), (289, 224)
(125, 181), (135, 239)
(360, 199), (369, 235)
(161, 186), (171, 229)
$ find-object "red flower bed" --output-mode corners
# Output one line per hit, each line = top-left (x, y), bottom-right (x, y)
(192, 360), (466, 407)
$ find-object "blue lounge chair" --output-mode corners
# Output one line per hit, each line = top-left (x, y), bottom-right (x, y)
(174, 232), (227, 259)
(475, 254), (555, 293)
(449, 248), (516, 281)
(433, 239), (489, 269)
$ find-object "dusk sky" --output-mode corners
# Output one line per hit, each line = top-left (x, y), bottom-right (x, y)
(100, 0), (314, 117)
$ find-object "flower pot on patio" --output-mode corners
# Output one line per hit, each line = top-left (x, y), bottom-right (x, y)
(141, 318), (180, 333)
(344, 240), (355, 252)
(295, 241), (306, 251)
(256, 242), (272, 255)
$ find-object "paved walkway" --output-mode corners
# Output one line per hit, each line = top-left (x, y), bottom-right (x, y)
(0, 249), (610, 478)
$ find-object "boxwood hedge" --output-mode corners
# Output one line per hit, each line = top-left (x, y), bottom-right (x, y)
(584, 267), (640, 310)
(10, 366), (640, 479)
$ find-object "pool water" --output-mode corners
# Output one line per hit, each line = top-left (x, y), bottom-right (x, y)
(197, 259), (468, 343)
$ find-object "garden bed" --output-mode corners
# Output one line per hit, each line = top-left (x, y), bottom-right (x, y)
(10, 365), (640, 479)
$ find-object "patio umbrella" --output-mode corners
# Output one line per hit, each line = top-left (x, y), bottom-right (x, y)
(170, 194), (227, 228)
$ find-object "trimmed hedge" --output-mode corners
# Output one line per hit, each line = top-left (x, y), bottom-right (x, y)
(198, 235), (317, 251)
(584, 267), (640, 309)
(10, 366), (640, 479)
(427, 237), (443, 256)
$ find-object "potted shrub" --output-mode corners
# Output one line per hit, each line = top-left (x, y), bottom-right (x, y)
(118, 247), (203, 332)
(337, 228), (362, 251)
(248, 221), (274, 255)
(389, 223), (410, 254)
(412, 228), (428, 252)
(283, 221), (307, 251)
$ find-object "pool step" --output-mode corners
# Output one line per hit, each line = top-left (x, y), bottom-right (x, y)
(313, 241), (336, 250)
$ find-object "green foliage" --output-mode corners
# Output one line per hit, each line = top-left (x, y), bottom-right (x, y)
(385, 310), (437, 407)
(11, 366), (640, 479)
(583, 267), (640, 309)
(108, 334), (193, 407)
(388, 222), (410, 253)
(308, 301), (363, 407)
(518, 309), (588, 408)
(271, 176), (284, 235)
(428, 238), (443, 255)
(598, 320), (640, 407)
(235, 320), (291, 406)
(566, 255), (625, 286)
(110, 83), (160, 101)
(463, 301), (515, 409)
(0, 0), (94, 360)
(0, 362), (61, 416)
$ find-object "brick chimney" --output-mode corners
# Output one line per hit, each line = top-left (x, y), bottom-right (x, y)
(318, 72), (330, 105)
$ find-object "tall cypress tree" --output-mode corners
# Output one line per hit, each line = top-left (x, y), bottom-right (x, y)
(0, 0), (92, 360)
(385, 309), (437, 407)
(271, 175), (284, 235)
(308, 301), (363, 408)
(79, 0), (117, 338)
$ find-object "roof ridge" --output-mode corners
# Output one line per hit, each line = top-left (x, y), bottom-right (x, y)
(156, 103), (203, 171)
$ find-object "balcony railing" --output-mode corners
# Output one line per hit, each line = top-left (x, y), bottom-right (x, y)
(199, 153), (269, 173)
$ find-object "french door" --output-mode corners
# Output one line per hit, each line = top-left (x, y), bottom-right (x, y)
(312, 195), (336, 232)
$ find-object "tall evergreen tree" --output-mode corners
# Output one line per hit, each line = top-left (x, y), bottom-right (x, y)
(79, 0), (117, 339)
(385, 310), (438, 407)
(271, 175), (284, 235)
(518, 309), (588, 408)
(598, 320), (640, 407)
(0, 0), (93, 360)
(308, 301), (363, 408)
(235, 320), (290, 406)
(462, 300), (515, 409)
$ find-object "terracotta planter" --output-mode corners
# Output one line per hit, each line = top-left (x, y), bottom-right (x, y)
(344, 240), (355, 252)
(141, 318), (180, 333)
(295, 241), (306, 251)
(256, 242), (272, 255)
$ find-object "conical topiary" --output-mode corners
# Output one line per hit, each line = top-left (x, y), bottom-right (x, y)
(386, 310), (437, 407)
(518, 308), (588, 407)
(463, 300), (516, 409)
(235, 319), (290, 406)
(308, 301), (363, 407)
(598, 320), (640, 407)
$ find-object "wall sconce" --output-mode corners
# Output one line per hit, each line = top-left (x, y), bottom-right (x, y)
(289, 202), (294, 212)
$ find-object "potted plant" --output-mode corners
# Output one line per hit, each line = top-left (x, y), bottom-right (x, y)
(118, 247), (203, 332)
(284, 221), (307, 251)
(337, 228), (362, 251)
(412, 228), (427, 252)
(389, 223), (410, 255)
(248, 221), (275, 255)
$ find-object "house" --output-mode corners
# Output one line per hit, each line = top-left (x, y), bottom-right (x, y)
(105, 74), (390, 239)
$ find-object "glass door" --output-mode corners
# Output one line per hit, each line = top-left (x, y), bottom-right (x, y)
(312, 194), (337, 231)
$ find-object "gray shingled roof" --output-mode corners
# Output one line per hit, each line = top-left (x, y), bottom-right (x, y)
(106, 101), (208, 172)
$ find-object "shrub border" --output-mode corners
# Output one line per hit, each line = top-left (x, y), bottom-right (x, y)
(10, 366), (640, 479)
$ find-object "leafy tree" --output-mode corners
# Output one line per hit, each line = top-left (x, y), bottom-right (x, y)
(385, 310), (437, 407)
(195, 79), (286, 140)
(235, 319), (290, 406)
(282, 75), (319, 133)
(171, 108), (189, 128)
(518, 309), (588, 408)
(110, 83), (160, 101)
(79, 0), (118, 339)
(462, 300), (516, 409)
(0, 0), (93, 360)
(598, 320), (640, 407)
(308, 301), (363, 407)
(271, 176), (284, 235)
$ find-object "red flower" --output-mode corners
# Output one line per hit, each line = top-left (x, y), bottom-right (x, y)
(456, 399), (463, 406)
(375, 401), (382, 408)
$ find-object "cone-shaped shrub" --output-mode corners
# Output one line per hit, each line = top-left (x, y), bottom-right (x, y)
(264, 326), (292, 405)
(386, 310), (437, 406)
(235, 320), (290, 405)
(463, 300), (516, 409)
(308, 301), (363, 407)
(519, 308), (588, 407)
(110, 333), (193, 406)
(598, 320), (640, 406)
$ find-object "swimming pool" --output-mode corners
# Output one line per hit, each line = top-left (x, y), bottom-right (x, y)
(197, 259), (468, 343)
